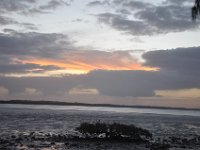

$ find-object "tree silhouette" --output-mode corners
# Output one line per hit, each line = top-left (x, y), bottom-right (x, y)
(192, 0), (200, 20)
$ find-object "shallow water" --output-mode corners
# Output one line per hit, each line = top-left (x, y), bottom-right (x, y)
(0, 104), (200, 137)
(1, 104), (200, 116)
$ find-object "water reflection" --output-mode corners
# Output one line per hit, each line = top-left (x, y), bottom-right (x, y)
(0, 104), (200, 117)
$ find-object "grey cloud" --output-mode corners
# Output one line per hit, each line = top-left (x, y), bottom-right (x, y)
(0, 30), (74, 76)
(0, 0), (40, 15)
(20, 23), (38, 30)
(1, 47), (200, 98)
(0, 15), (38, 31)
(0, 0), (31, 13)
(0, 55), (12, 64)
(3, 29), (17, 33)
(116, 9), (131, 16)
(39, 0), (70, 10)
(0, 31), (74, 58)
(0, 68), (199, 98)
(0, 76), (79, 95)
(135, 5), (197, 34)
(86, 70), (156, 97)
(122, 1), (153, 10)
(87, 1), (109, 7)
(0, 0), (70, 15)
(0, 16), (18, 25)
(98, 13), (154, 35)
(0, 55), (62, 74)
(96, 0), (199, 35)
(143, 47), (200, 76)
(0, 71), (155, 97)
(77, 46), (200, 94)
(163, 0), (192, 5)
(0, 63), (61, 74)
(85, 67), (200, 97)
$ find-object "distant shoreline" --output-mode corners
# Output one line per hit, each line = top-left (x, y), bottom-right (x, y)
(0, 100), (200, 111)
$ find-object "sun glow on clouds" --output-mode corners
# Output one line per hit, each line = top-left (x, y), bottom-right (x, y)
(155, 89), (200, 99)
(69, 88), (99, 95)
(19, 50), (158, 76)
(23, 58), (158, 74)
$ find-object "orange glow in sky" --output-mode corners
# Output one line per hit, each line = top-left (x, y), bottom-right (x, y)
(22, 58), (159, 74)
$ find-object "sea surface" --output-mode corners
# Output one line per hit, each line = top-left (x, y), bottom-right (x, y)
(0, 104), (200, 137)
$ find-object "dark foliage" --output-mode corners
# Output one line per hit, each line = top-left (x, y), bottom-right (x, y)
(192, 0), (200, 20)
(76, 122), (152, 141)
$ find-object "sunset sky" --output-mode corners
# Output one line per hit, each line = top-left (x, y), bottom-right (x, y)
(0, 0), (200, 108)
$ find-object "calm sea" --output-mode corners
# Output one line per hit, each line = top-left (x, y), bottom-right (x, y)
(0, 104), (200, 117)
(0, 104), (200, 136)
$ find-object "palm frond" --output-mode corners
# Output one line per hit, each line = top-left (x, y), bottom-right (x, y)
(192, 0), (200, 20)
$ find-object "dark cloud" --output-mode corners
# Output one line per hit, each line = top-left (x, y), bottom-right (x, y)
(135, 5), (197, 34)
(143, 47), (200, 76)
(0, 69), (198, 98)
(84, 68), (200, 97)
(96, 0), (199, 35)
(0, 0), (71, 15)
(0, 0), (25, 12)
(0, 30), (74, 75)
(20, 23), (38, 30)
(0, 15), (38, 30)
(87, 1), (109, 7)
(163, 0), (192, 5)
(0, 0), (70, 30)
(86, 70), (156, 97)
(0, 0), (35, 14)
(1, 46), (200, 98)
(98, 13), (154, 35)
(122, 1), (153, 10)
(0, 16), (18, 25)
(0, 63), (61, 74)
(0, 75), (79, 95)
(39, 0), (70, 10)
(0, 31), (74, 58)
(0, 55), (62, 74)
(116, 9), (131, 15)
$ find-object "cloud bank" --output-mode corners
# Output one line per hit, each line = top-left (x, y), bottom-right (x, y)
(0, 46), (200, 99)
(96, 0), (198, 35)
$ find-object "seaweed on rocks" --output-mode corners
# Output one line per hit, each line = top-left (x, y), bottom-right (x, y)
(76, 122), (152, 142)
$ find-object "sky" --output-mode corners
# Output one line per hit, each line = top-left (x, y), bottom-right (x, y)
(0, 0), (200, 108)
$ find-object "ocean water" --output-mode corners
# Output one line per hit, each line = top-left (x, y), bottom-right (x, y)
(0, 104), (200, 137)
(1, 104), (200, 116)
